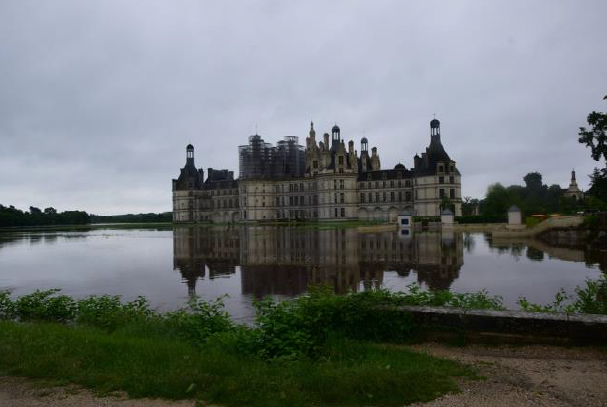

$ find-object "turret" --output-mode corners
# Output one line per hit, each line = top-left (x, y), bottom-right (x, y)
(186, 144), (195, 166)
(361, 137), (368, 152)
(331, 124), (340, 150)
(430, 118), (441, 142)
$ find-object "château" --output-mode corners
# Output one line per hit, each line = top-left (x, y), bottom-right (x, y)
(172, 118), (461, 222)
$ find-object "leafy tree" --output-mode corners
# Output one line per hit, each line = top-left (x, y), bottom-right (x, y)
(480, 183), (511, 217)
(523, 172), (543, 191)
(578, 95), (607, 203)
(578, 95), (607, 165)
(44, 207), (57, 215)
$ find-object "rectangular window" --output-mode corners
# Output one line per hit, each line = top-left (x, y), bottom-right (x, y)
(450, 176), (454, 184)
(439, 189), (445, 198)
(300, 183), (304, 191)
(276, 197), (280, 206)
(313, 160), (318, 169)
(405, 191), (411, 201)
(368, 192), (372, 202)
(334, 180), (337, 190)
(294, 196), (298, 206)
(360, 193), (365, 203)
(301, 195), (304, 205)
(398, 191), (402, 201)
(334, 193), (338, 204)
(383, 192), (386, 202)
(368, 182), (371, 188)
(340, 179), (344, 189)
(439, 176), (444, 184)
(334, 208), (338, 218)
(382, 181), (386, 188)
(338, 156), (344, 165)
(390, 180), (394, 188)
(450, 189), (455, 199)
(340, 208), (345, 217)
(390, 191), (394, 202)
(398, 180), (402, 187)
(401, 218), (409, 225)
(438, 165), (443, 172)
(289, 196), (293, 206)
(375, 192), (379, 202)
(340, 193), (344, 203)
(375, 181), (379, 189)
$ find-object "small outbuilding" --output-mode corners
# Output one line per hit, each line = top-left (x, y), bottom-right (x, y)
(508, 205), (522, 225)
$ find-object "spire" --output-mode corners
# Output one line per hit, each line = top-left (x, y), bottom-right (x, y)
(309, 121), (316, 138)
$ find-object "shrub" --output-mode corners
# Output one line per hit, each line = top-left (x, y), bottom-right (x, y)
(525, 216), (544, 228)
(583, 215), (600, 229)
(518, 275), (607, 315)
(0, 290), (15, 320)
(165, 296), (234, 343)
(13, 289), (77, 322)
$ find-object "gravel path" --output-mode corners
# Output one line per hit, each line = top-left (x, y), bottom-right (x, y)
(1, 344), (606, 406)
(409, 344), (607, 407)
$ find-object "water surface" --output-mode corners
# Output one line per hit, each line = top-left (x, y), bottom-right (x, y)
(0, 225), (604, 322)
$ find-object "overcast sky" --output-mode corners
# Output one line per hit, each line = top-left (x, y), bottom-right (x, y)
(1, 1), (606, 215)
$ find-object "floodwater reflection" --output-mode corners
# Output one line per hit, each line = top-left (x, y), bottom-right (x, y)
(173, 226), (465, 298)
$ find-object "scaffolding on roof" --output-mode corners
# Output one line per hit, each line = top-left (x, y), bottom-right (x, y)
(239, 134), (305, 180)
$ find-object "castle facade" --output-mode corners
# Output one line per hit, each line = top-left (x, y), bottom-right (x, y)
(172, 118), (461, 222)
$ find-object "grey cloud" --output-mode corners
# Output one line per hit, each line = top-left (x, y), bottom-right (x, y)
(0, 0), (606, 214)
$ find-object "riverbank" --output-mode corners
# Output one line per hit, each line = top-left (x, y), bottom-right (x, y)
(2, 343), (606, 407)
(0, 284), (606, 406)
(0, 321), (475, 407)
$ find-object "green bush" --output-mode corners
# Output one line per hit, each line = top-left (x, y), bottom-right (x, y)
(518, 275), (607, 315)
(13, 289), (77, 322)
(583, 215), (600, 229)
(525, 216), (544, 228)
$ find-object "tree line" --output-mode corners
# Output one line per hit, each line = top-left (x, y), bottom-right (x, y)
(0, 205), (90, 227)
(90, 213), (172, 223)
(0, 205), (173, 227)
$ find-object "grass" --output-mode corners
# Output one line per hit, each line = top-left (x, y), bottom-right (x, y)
(0, 321), (475, 406)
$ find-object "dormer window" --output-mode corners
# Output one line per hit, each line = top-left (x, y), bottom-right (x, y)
(438, 165), (444, 172)
(367, 174), (372, 181)
(338, 156), (344, 165)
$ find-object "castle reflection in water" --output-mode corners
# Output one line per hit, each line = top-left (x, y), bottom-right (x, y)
(173, 226), (464, 298)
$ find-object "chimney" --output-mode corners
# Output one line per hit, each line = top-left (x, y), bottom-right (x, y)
(323, 133), (330, 148)
(348, 140), (354, 154)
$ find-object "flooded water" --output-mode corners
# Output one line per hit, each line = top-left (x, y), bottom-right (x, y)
(0, 225), (604, 323)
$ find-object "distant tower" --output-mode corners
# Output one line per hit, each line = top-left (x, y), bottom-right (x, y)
(564, 169), (584, 200)
(186, 144), (195, 166)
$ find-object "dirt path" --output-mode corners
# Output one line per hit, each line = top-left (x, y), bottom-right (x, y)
(0, 376), (195, 407)
(409, 344), (607, 407)
(1, 344), (606, 406)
